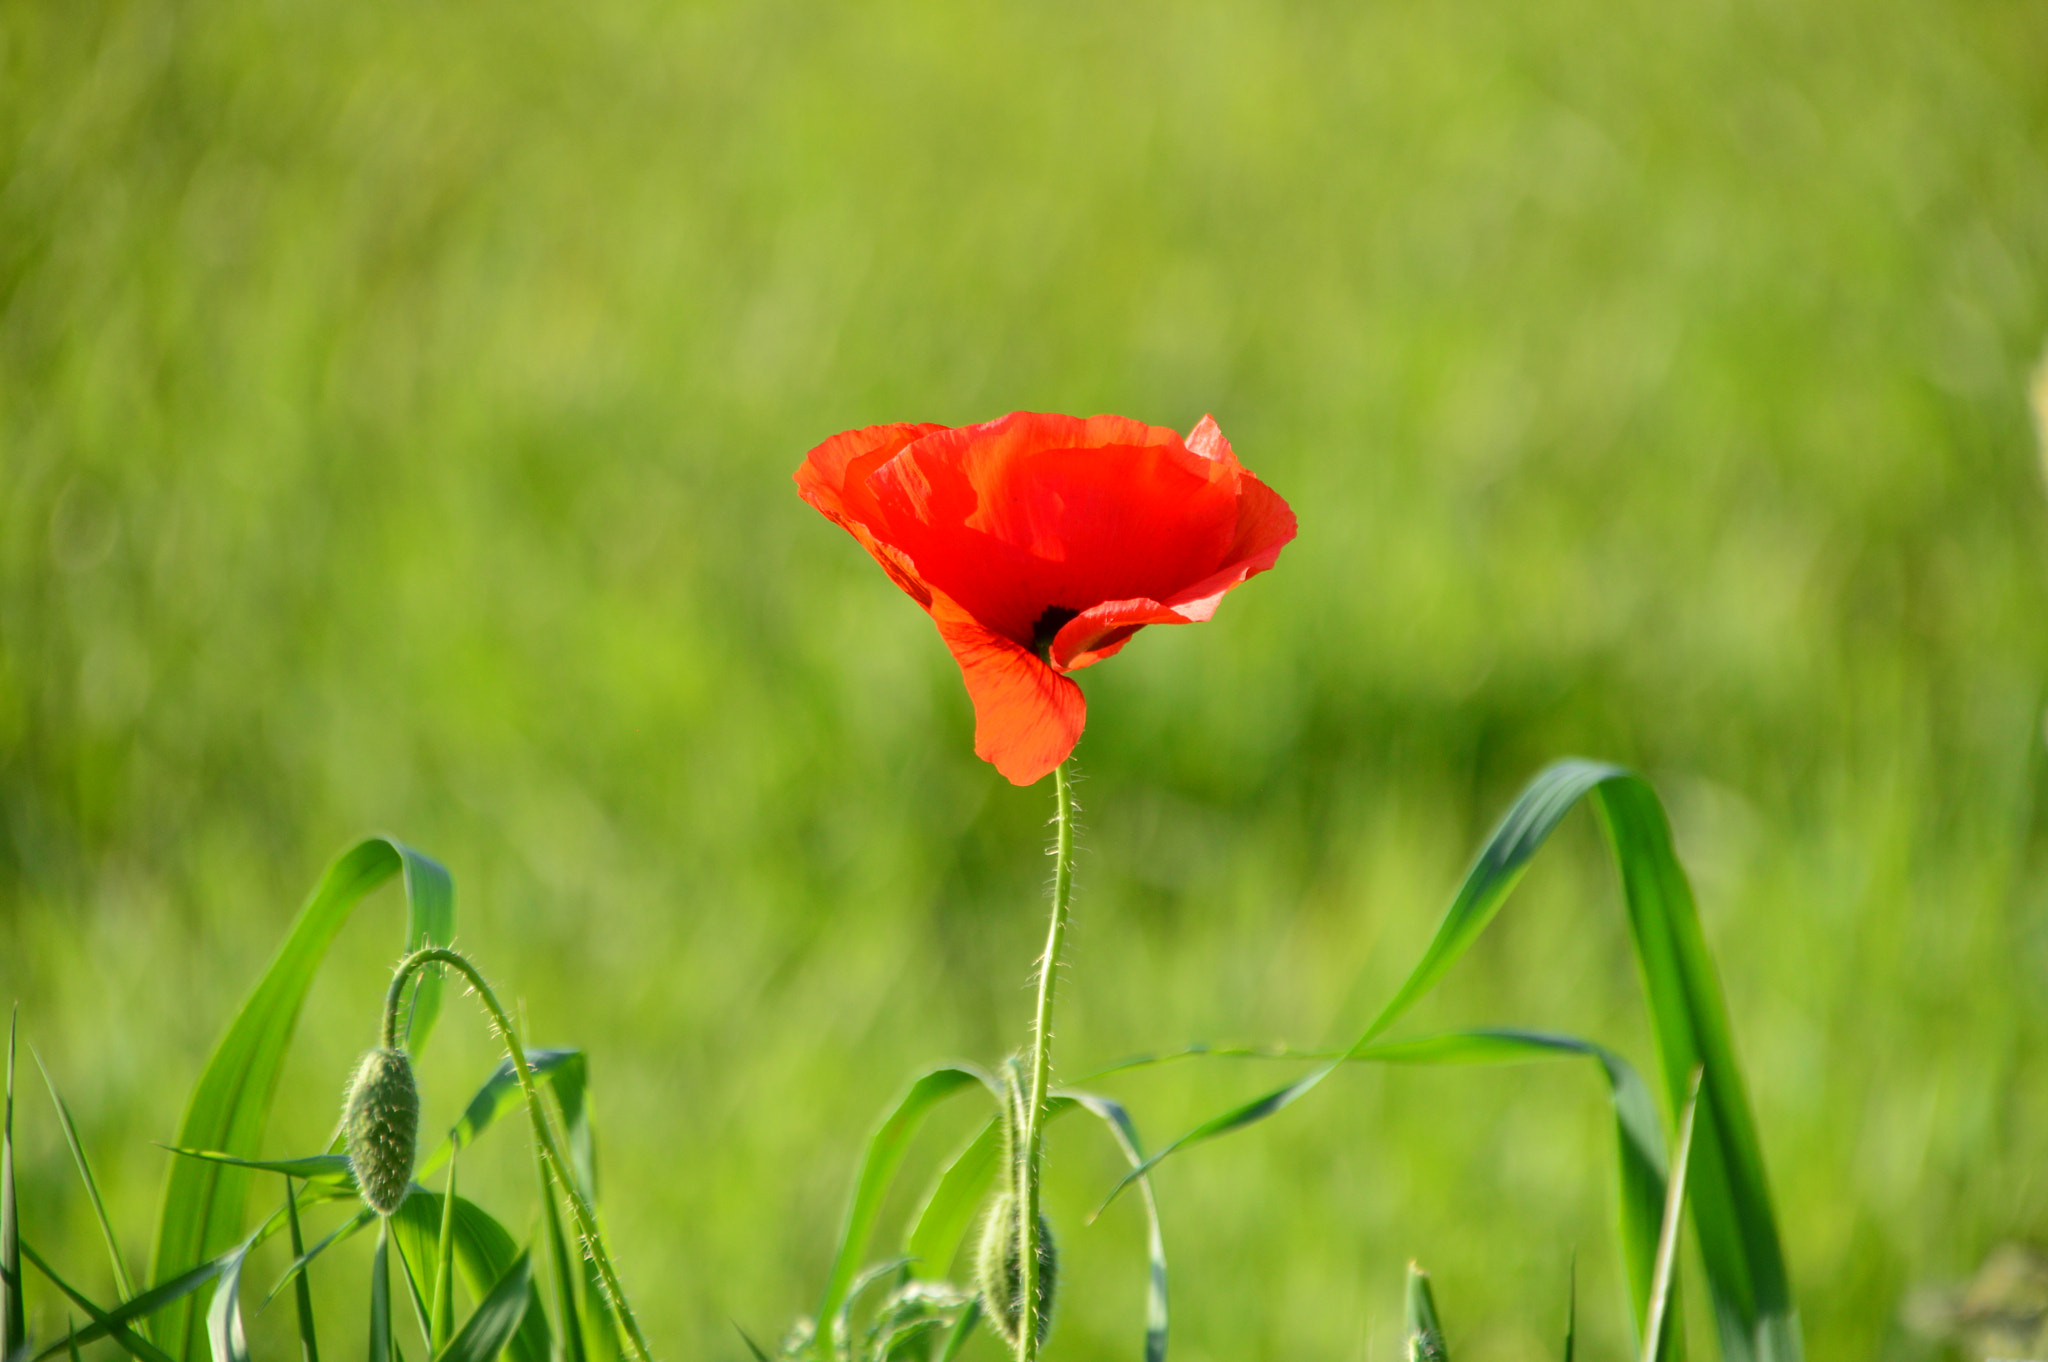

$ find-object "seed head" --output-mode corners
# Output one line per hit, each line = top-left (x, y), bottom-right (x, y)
(343, 1047), (418, 1215)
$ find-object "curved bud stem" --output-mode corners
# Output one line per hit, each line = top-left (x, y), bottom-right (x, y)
(384, 947), (655, 1362)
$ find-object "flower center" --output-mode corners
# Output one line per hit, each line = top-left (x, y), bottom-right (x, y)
(1030, 606), (1080, 660)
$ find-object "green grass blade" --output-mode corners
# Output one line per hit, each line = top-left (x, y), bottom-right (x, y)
(4, 1009), (21, 1361)
(163, 1151), (355, 1185)
(537, 1169), (586, 1362)
(389, 1214), (437, 1353)
(430, 1251), (530, 1362)
(577, 1249), (621, 1362)
(432, 1163), (458, 1354)
(65, 1314), (80, 1362)
(815, 1066), (998, 1354)
(414, 1051), (585, 1185)
(389, 1193), (549, 1362)
(34, 1049), (138, 1302)
(18, 1240), (179, 1362)
(832, 1257), (912, 1354)
(1591, 776), (1796, 1362)
(903, 1120), (1000, 1282)
(1563, 1255), (1576, 1362)
(933, 1296), (980, 1362)
(283, 1179), (319, 1362)
(1406, 1264), (1447, 1362)
(1089, 1026), (1672, 1336)
(1642, 1070), (1703, 1362)
(1098, 762), (1799, 1361)
(262, 1208), (375, 1313)
(372, 1224), (394, 1362)
(151, 839), (455, 1362)
(733, 1327), (772, 1362)
(25, 1242), (242, 1362)
(204, 1229), (263, 1362)
(1057, 1092), (1167, 1362)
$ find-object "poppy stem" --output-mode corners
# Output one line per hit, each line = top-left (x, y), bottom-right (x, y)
(1020, 760), (1076, 1361)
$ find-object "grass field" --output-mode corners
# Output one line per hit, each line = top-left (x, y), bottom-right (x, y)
(4, 1), (2048, 1358)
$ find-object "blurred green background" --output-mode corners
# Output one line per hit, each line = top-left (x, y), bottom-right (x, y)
(4, 0), (2047, 1358)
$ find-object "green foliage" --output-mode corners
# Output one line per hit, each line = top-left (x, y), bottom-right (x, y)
(5, 849), (628, 1362)
(150, 839), (452, 1362)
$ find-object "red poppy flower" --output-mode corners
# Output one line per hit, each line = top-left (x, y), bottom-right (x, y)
(796, 411), (1296, 785)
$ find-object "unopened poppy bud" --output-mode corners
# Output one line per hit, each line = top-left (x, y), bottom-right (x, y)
(974, 1192), (1056, 1349)
(343, 1047), (418, 1215)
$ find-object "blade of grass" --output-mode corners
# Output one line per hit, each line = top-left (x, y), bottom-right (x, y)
(18, 1241), (179, 1362)
(1563, 1254), (1576, 1362)
(734, 1326), (773, 1362)
(1097, 762), (1799, 1362)
(1406, 1264), (1447, 1362)
(25, 1243), (240, 1362)
(1642, 1069), (1703, 1362)
(262, 1209), (375, 1313)
(163, 1151), (354, 1185)
(4, 1009), (20, 1361)
(432, 1162), (457, 1354)
(414, 1052), (585, 1186)
(204, 1229), (263, 1362)
(32, 1050), (136, 1303)
(152, 838), (454, 1362)
(815, 1066), (998, 1355)
(537, 1166), (586, 1362)
(903, 1121), (999, 1283)
(389, 1192), (549, 1362)
(833, 1258), (912, 1358)
(283, 1179), (319, 1362)
(933, 1297), (980, 1362)
(430, 1251), (530, 1362)
(578, 1251), (621, 1362)
(389, 1216), (437, 1354)
(1088, 1028), (1670, 1341)
(1057, 1092), (1167, 1362)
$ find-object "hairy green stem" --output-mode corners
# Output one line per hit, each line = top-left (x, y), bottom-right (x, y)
(382, 947), (654, 1362)
(1020, 761), (1075, 1362)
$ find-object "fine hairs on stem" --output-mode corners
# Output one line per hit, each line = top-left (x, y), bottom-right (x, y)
(1019, 760), (1077, 1362)
(382, 947), (655, 1362)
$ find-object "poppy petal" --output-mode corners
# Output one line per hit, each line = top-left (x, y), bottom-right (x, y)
(1184, 413), (1233, 462)
(796, 422), (949, 607)
(931, 608), (1086, 785)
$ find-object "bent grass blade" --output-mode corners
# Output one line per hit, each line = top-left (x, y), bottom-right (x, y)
(430, 1251), (531, 1362)
(152, 839), (454, 1362)
(1095, 762), (1799, 1362)
(814, 1066), (999, 1356)
(1056, 1092), (1167, 1362)
(389, 1191), (550, 1362)
(18, 1241), (178, 1362)
(903, 1121), (1000, 1284)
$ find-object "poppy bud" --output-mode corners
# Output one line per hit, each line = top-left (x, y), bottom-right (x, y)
(343, 1047), (418, 1215)
(974, 1192), (1056, 1349)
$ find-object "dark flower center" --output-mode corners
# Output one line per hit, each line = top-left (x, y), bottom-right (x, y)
(1030, 606), (1080, 659)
